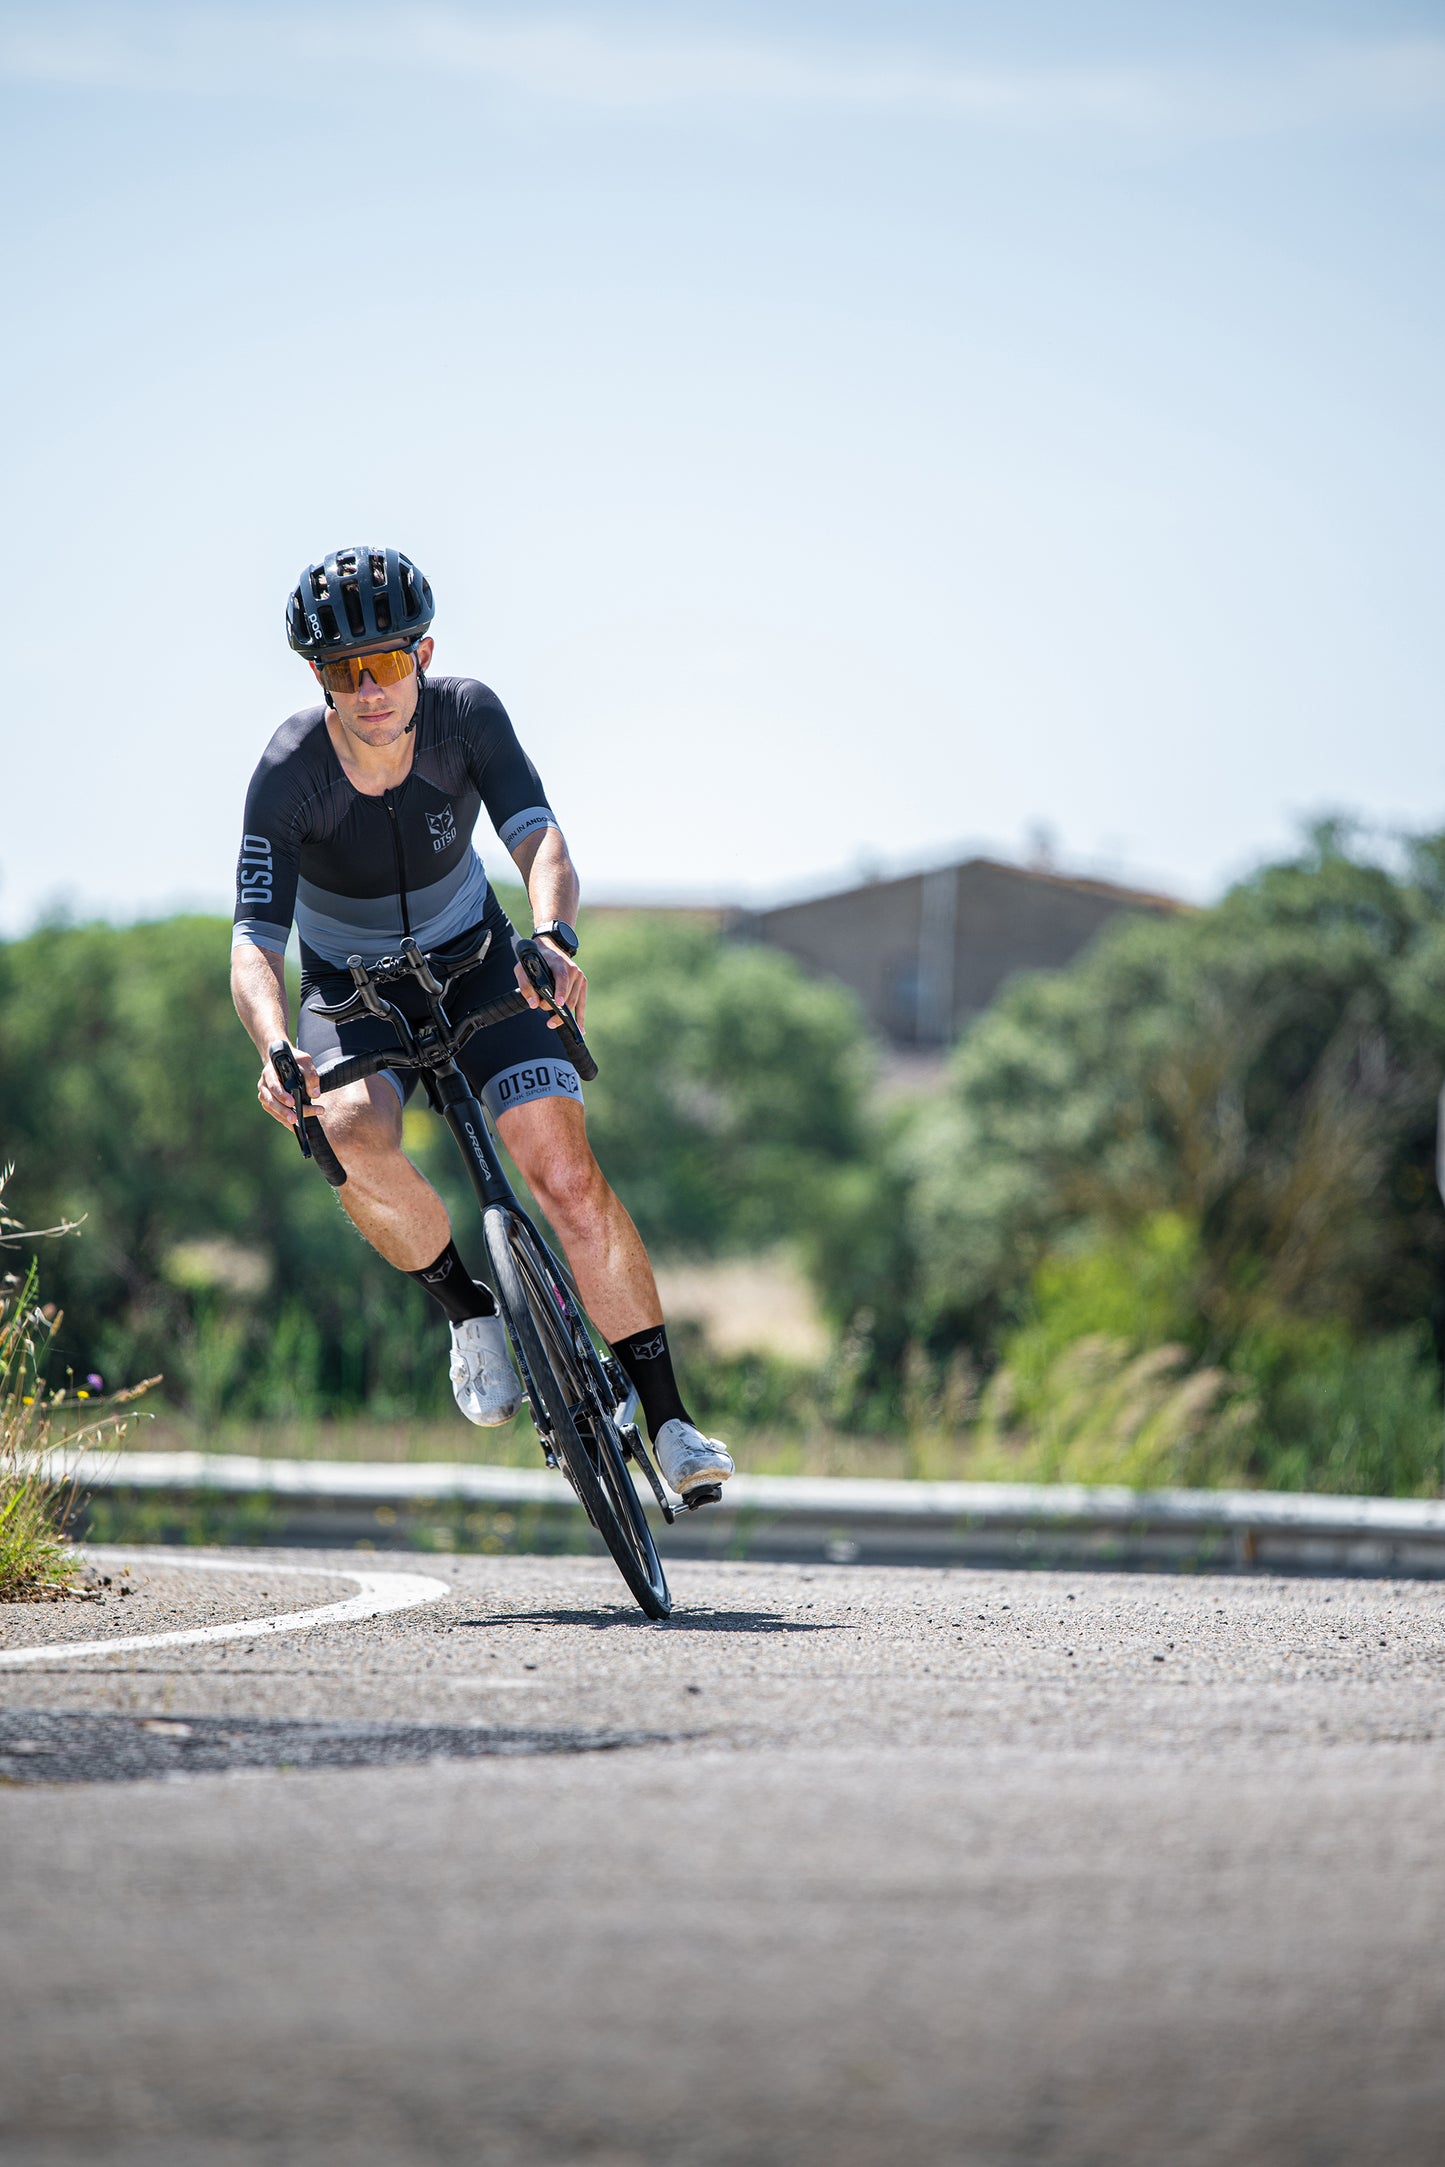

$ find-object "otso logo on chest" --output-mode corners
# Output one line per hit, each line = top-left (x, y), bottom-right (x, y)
(426, 804), (458, 853)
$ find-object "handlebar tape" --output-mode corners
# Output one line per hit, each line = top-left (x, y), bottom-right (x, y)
(316, 1050), (397, 1092)
(269, 1041), (348, 1188)
(547, 1008), (599, 1084)
(302, 1113), (348, 1187)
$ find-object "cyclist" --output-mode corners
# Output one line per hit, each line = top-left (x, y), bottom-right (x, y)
(230, 544), (733, 1503)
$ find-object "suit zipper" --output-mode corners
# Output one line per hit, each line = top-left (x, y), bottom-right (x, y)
(383, 788), (412, 937)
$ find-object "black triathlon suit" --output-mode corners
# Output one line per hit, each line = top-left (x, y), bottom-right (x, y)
(232, 673), (582, 1122)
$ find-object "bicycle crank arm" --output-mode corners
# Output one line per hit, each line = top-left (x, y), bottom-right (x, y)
(620, 1424), (677, 1524)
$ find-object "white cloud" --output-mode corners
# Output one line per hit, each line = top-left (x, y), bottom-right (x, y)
(2, 6), (1443, 136)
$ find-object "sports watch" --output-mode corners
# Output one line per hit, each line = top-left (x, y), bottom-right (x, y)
(532, 919), (579, 959)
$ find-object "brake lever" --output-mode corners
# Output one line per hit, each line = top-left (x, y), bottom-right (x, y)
(270, 1041), (316, 1161)
(517, 939), (572, 1026)
(515, 936), (555, 997)
(269, 1041), (348, 1187)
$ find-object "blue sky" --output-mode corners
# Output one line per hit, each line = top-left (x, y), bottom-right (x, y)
(2, 0), (1441, 927)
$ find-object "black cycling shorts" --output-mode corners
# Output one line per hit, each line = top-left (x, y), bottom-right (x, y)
(297, 903), (583, 1126)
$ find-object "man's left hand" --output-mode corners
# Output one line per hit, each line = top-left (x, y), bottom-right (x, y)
(517, 939), (588, 1031)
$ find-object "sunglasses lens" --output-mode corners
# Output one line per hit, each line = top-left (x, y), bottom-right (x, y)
(364, 647), (417, 686)
(317, 645), (417, 694)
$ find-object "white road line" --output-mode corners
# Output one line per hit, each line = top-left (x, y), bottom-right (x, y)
(0, 1553), (450, 1668)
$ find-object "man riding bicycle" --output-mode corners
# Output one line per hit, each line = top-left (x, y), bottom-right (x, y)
(230, 543), (734, 1503)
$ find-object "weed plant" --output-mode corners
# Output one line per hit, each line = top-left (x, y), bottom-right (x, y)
(1, 1171), (154, 1600)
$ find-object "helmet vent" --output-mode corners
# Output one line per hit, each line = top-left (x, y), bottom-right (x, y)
(369, 552), (387, 588)
(310, 567), (330, 600)
(400, 565), (419, 616)
(318, 604), (340, 643)
(374, 594), (393, 633)
(340, 582), (365, 637)
(336, 550), (358, 577)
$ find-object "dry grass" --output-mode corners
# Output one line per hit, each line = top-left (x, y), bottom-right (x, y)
(654, 1251), (830, 1363)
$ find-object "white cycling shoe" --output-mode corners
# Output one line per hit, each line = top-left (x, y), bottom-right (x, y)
(654, 1419), (734, 1497)
(449, 1312), (522, 1426)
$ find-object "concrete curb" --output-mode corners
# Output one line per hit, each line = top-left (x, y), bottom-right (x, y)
(42, 1450), (1445, 1579)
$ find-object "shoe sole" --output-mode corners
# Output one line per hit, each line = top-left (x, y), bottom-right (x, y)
(456, 1396), (522, 1427)
(675, 1468), (733, 1495)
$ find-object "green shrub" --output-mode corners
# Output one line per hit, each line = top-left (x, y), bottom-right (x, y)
(1234, 1317), (1442, 1496)
(1002, 1213), (1208, 1382)
(969, 1214), (1443, 1496)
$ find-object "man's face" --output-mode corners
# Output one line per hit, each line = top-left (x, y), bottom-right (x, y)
(315, 635), (435, 746)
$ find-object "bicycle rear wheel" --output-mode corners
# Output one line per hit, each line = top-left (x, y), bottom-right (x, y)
(485, 1207), (671, 1620)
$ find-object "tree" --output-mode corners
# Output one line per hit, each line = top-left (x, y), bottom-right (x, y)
(0, 910), (877, 1418)
(816, 826), (1445, 1419)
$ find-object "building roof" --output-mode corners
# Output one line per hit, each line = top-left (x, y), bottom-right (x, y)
(741, 856), (1186, 922)
(583, 856), (1185, 924)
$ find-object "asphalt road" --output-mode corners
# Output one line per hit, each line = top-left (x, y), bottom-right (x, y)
(3, 1545), (1445, 2166)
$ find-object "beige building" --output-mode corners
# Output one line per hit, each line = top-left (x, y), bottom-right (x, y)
(731, 858), (1182, 1049)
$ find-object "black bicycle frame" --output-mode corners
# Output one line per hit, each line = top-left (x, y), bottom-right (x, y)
(423, 1063), (521, 1216)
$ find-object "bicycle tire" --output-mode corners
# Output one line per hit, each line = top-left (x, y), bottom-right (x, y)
(485, 1207), (671, 1620)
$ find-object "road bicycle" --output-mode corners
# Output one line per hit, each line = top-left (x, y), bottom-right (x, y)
(269, 929), (706, 1620)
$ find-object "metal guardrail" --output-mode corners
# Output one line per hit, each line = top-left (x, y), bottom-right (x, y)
(41, 1450), (1445, 1578)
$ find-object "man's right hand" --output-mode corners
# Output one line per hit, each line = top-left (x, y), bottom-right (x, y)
(258, 1042), (322, 1129)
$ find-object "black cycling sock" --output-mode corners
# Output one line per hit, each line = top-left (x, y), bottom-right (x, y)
(408, 1240), (497, 1325)
(607, 1324), (692, 1441)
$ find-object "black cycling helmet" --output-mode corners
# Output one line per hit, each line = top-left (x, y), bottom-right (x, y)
(285, 545), (434, 660)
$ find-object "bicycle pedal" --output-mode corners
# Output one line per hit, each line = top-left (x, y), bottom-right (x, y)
(683, 1483), (724, 1510)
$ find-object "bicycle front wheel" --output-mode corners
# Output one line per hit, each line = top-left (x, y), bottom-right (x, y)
(485, 1207), (671, 1620)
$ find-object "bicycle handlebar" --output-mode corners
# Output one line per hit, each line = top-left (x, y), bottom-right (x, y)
(314, 982), (598, 1092)
(270, 930), (598, 1185)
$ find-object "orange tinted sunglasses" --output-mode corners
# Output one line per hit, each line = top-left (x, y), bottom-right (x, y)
(315, 639), (422, 696)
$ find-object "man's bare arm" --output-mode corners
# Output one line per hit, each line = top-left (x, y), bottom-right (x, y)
(509, 825), (587, 1028)
(231, 942), (319, 1128)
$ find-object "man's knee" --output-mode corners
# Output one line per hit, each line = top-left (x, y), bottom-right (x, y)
(515, 1124), (608, 1228)
(321, 1081), (403, 1160)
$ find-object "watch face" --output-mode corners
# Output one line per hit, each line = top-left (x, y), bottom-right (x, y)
(538, 921), (578, 956)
